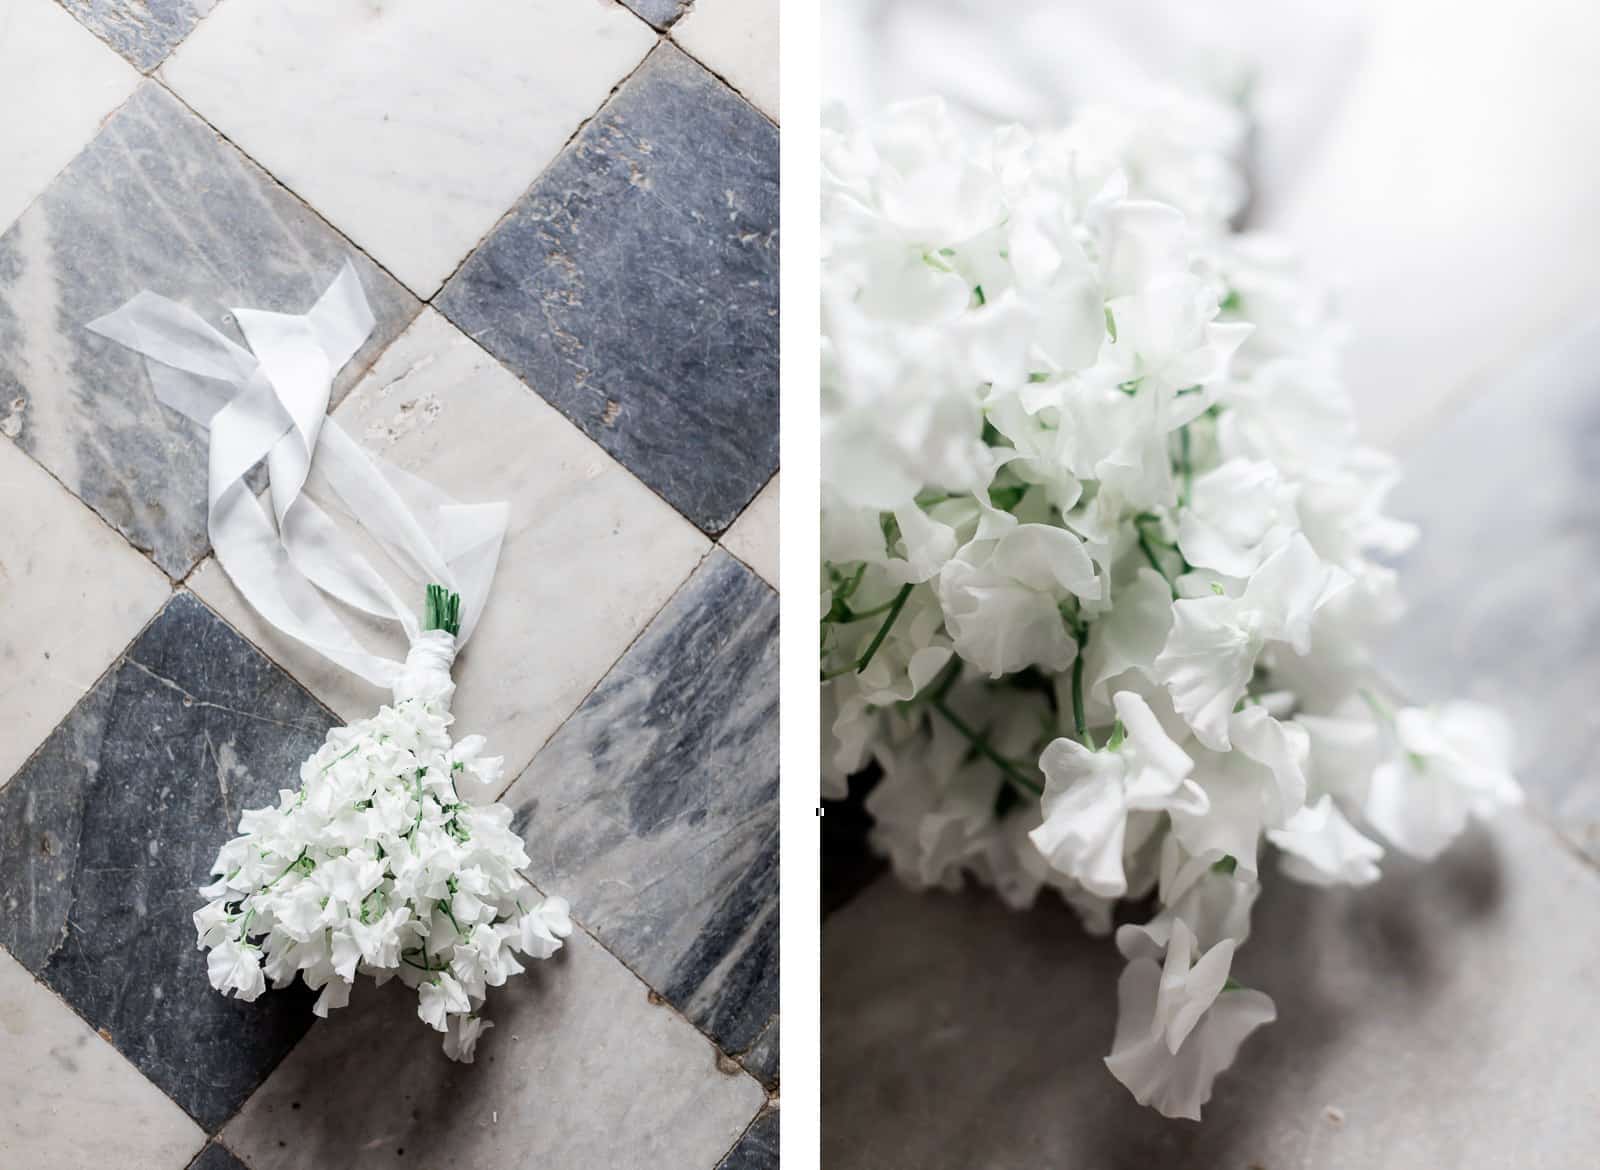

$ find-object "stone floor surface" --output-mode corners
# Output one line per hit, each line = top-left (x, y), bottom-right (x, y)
(0, 2), (779, 1167)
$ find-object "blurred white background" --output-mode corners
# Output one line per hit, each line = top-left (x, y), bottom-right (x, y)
(823, 0), (1600, 446)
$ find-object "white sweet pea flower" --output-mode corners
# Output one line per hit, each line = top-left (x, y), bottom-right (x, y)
(313, 978), (351, 1018)
(443, 1014), (493, 1063)
(1364, 702), (1523, 860)
(1102, 274), (1251, 426)
(1177, 458), (1299, 579)
(1117, 836), (1260, 963)
(1267, 795), (1384, 886)
(195, 695), (565, 1061)
(418, 972), (471, 1032)
(1155, 535), (1348, 749)
(1030, 692), (1204, 898)
(511, 894), (573, 960)
(818, 97), (1522, 1114)
(1171, 706), (1308, 876)
(1082, 568), (1175, 701)
(1104, 920), (1276, 1120)
(1295, 704), (1382, 807)
(938, 521), (1100, 676)
(206, 939), (266, 1002)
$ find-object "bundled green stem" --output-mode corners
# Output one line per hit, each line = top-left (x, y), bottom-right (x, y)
(424, 584), (462, 636)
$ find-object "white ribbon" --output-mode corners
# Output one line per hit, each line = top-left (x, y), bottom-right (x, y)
(88, 262), (507, 700)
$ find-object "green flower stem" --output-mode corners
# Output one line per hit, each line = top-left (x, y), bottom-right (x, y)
(320, 744), (360, 773)
(1178, 425), (1194, 507)
(1071, 644), (1090, 746)
(855, 584), (913, 672)
(822, 583), (914, 681)
(1136, 526), (1172, 583)
(406, 768), (427, 838)
(401, 950), (446, 974)
(424, 584), (462, 636)
(440, 899), (464, 938)
(930, 695), (1044, 797)
(1359, 687), (1396, 723)
(261, 848), (310, 891)
(847, 594), (907, 620)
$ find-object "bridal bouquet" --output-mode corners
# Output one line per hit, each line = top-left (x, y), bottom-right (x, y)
(820, 96), (1521, 1118)
(193, 599), (572, 1063)
(90, 265), (569, 1061)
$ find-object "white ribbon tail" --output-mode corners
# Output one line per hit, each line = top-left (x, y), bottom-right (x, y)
(86, 261), (507, 694)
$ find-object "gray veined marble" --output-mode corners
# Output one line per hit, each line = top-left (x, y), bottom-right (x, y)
(1379, 313), (1600, 864)
(437, 43), (779, 535)
(0, 81), (420, 578)
(741, 1013), (779, 1088)
(59, 0), (217, 72)
(503, 550), (778, 1059)
(190, 1141), (252, 1170)
(717, 1108), (779, 1170)
(619, 0), (691, 31)
(0, 591), (336, 1129)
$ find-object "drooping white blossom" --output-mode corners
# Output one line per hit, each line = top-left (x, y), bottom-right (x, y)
(1104, 920), (1277, 1121)
(820, 96), (1518, 1118)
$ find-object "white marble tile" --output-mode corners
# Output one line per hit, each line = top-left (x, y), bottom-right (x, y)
(0, 438), (171, 789)
(673, 0), (780, 120)
(221, 921), (766, 1169)
(0, 0), (138, 234)
(0, 945), (205, 1169)
(191, 309), (709, 785)
(719, 473), (778, 588)
(160, 0), (657, 296)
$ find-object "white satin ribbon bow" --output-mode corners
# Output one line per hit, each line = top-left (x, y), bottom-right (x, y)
(88, 262), (507, 694)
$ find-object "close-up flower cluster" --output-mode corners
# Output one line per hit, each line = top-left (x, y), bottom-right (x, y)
(195, 630), (571, 1063)
(820, 96), (1523, 1119)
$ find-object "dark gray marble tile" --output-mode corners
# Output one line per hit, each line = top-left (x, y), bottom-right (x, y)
(740, 1013), (778, 1088)
(504, 550), (777, 1056)
(191, 1142), (252, 1170)
(437, 44), (778, 535)
(0, 591), (335, 1129)
(823, 814), (1600, 1168)
(619, 0), (690, 31)
(1379, 314), (1600, 863)
(60, 0), (214, 72)
(0, 82), (420, 577)
(717, 1108), (778, 1170)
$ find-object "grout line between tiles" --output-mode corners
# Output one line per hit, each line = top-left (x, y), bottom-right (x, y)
(421, 36), (662, 302)
(443, 316), (748, 539)
(669, 31), (780, 130)
(2, 426), (181, 589)
(714, 468), (779, 590)
(151, 78), (424, 316)
(0, 936), (213, 1147)
(0, 586), (170, 794)
(216, 1135), (261, 1170)
(0, 59), (140, 240)
(707, 1099), (772, 1170)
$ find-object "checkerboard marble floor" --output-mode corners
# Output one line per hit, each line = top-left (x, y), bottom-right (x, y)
(0, 2), (778, 1167)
